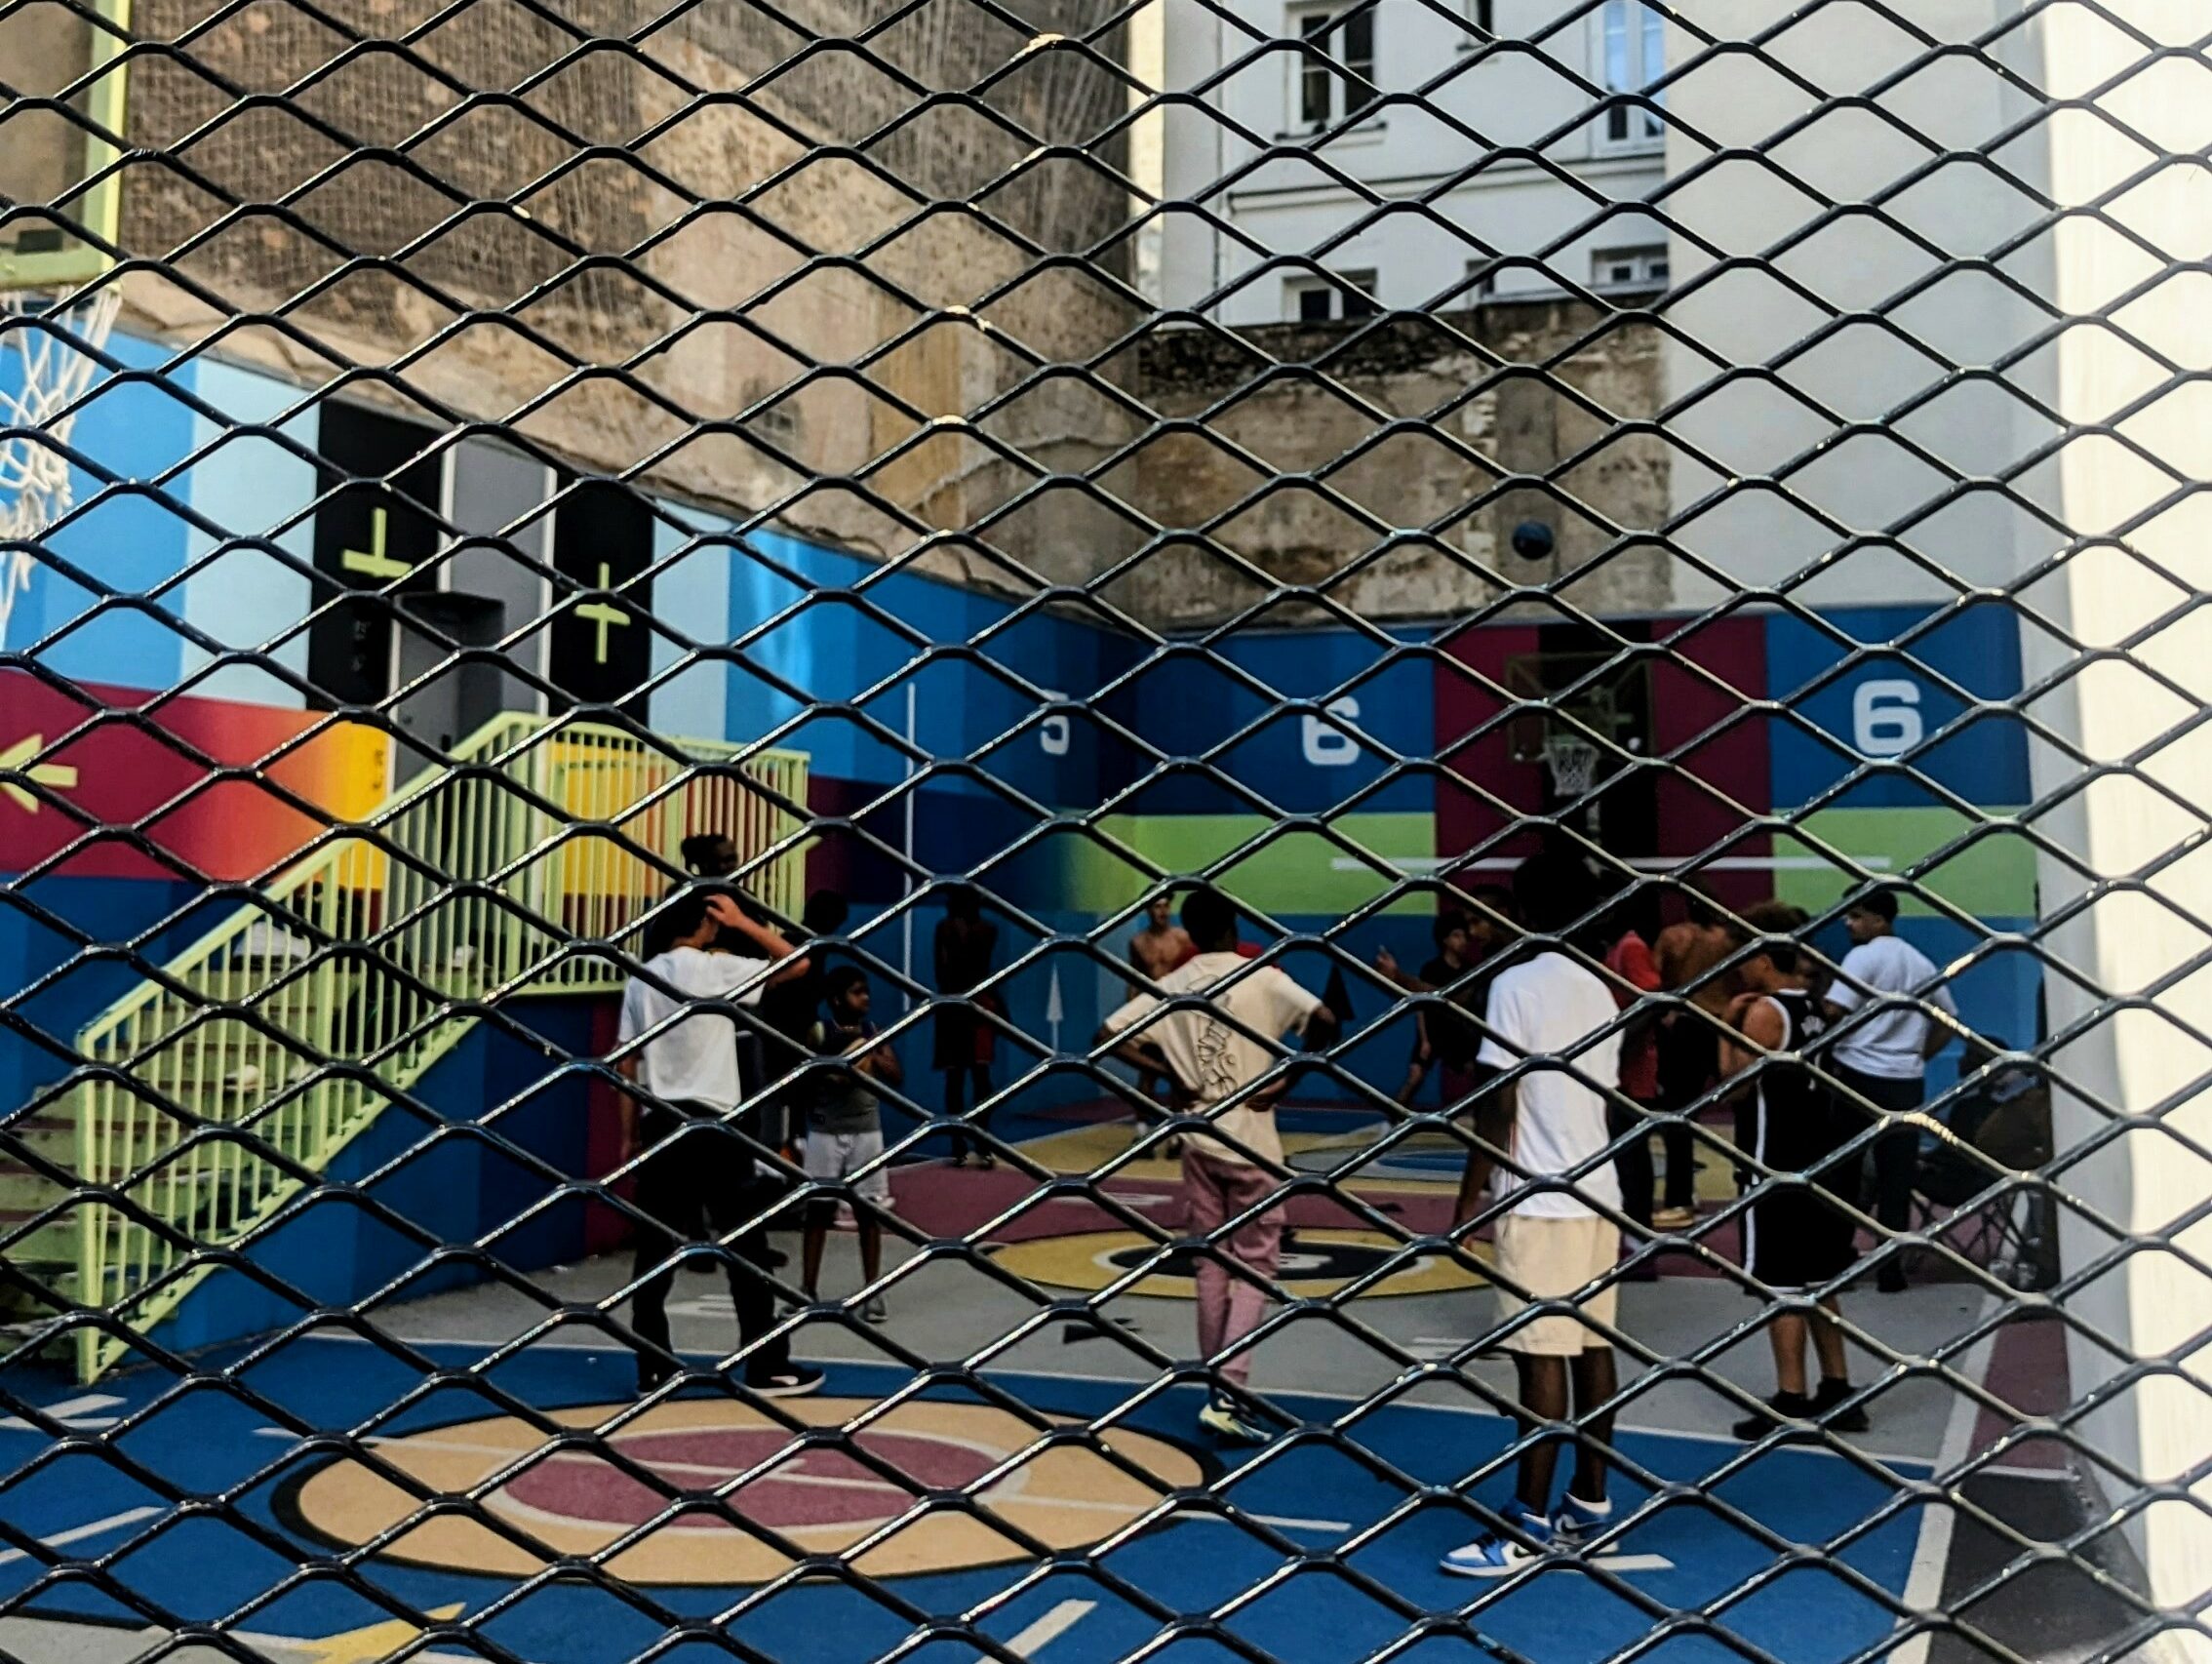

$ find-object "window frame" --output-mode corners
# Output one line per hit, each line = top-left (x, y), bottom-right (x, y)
(1289, 4), (1380, 133)
(1594, 0), (1666, 153)
(1590, 244), (1670, 293)
(1286, 268), (1382, 322)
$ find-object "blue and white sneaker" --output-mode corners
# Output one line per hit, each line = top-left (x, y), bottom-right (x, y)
(1550, 1491), (1613, 1551)
(1439, 1497), (1554, 1577)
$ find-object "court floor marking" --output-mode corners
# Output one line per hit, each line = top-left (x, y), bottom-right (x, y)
(0, 1507), (162, 1567)
(0, 1394), (124, 1432)
(1891, 1288), (2002, 1664)
(999, 1599), (1093, 1657)
(284, 1331), (1943, 1470)
(246, 1417), (1354, 1535)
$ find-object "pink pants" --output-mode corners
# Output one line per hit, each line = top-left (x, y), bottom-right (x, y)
(1181, 1147), (1285, 1387)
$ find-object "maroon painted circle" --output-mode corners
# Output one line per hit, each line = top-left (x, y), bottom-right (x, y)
(500, 1427), (1000, 1529)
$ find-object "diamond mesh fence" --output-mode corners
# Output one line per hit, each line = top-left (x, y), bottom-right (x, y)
(0, 0), (2208, 1661)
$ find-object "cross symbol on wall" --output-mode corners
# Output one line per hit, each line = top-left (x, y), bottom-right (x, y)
(575, 562), (631, 664)
(339, 506), (412, 580)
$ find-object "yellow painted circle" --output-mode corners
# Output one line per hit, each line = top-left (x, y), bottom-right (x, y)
(992, 1227), (1486, 1299)
(285, 1395), (1204, 1584)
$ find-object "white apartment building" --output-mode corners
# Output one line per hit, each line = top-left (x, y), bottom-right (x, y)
(1154, 0), (1676, 323)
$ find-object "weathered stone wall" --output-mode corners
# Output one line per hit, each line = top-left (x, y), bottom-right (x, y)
(106, 7), (1664, 623)
(115, 0), (1143, 586)
(1122, 298), (1671, 626)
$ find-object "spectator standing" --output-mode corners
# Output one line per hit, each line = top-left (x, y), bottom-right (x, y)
(1823, 886), (1959, 1292)
(1650, 891), (1745, 1230)
(614, 890), (822, 1399)
(1440, 852), (1627, 1577)
(1099, 887), (1336, 1446)
(1127, 891), (1198, 1146)
(1602, 888), (1665, 1241)
(933, 885), (1001, 1168)
(1720, 902), (1869, 1436)
(759, 889), (851, 1149)
(1374, 889), (1515, 1112)
(801, 968), (899, 1324)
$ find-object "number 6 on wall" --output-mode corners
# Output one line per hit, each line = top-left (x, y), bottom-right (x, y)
(1040, 692), (1070, 757)
(1852, 679), (1923, 757)
(1302, 695), (1362, 767)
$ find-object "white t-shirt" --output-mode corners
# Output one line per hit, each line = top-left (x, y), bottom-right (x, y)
(1827, 933), (1957, 1080)
(617, 946), (771, 1113)
(1476, 951), (1624, 1219)
(1102, 951), (1323, 1167)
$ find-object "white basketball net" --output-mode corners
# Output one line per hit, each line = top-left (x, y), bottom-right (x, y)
(1, 287), (120, 644)
(1542, 733), (1602, 799)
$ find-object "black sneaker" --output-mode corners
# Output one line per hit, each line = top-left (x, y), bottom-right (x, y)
(1812, 1377), (1871, 1433)
(1732, 1391), (1813, 1441)
(746, 1362), (827, 1399)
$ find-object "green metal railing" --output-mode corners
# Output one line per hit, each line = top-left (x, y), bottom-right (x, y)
(70, 714), (809, 1381)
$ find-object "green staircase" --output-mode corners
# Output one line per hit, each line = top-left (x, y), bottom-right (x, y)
(3, 714), (807, 1383)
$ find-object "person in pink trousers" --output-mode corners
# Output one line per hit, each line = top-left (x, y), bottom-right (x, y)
(1099, 887), (1337, 1445)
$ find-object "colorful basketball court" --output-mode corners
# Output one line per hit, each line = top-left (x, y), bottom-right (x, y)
(0, 1110), (2079, 1664)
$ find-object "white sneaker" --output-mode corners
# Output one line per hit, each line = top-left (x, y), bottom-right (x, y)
(1440, 1498), (1554, 1577)
(1551, 1492), (1613, 1548)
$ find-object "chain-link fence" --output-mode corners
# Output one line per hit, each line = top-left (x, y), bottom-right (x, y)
(1, 1), (2208, 1661)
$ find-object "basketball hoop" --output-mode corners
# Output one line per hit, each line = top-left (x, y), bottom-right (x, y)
(0, 285), (117, 640)
(1542, 733), (1602, 800)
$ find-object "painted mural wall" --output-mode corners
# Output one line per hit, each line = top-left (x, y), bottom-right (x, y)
(2, 335), (2039, 1131)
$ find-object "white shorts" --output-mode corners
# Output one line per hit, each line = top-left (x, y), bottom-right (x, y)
(1492, 1214), (1621, 1356)
(804, 1129), (891, 1206)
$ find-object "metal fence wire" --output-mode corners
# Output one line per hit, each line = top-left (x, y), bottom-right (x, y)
(0, 0), (2208, 1661)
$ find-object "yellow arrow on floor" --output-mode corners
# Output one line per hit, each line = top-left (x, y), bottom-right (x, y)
(0, 733), (78, 812)
(292, 1604), (466, 1663)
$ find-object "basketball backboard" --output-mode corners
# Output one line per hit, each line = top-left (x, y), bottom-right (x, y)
(1502, 649), (1652, 763)
(0, 0), (132, 292)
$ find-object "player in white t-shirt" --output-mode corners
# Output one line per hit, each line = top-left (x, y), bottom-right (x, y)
(615, 888), (821, 1401)
(1442, 852), (1629, 1578)
(1099, 887), (1335, 1446)
(1823, 885), (1959, 1292)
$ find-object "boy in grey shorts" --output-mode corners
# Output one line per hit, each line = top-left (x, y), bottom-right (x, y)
(802, 967), (899, 1322)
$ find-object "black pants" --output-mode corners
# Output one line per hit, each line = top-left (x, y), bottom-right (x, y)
(1609, 1097), (1658, 1231)
(1655, 1019), (1718, 1210)
(1832, 1063), (1924, 1236)
(630, 1107), (788, 1387)
(944, 1065), (993, 1160)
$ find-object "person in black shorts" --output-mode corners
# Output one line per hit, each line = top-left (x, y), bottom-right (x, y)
(1719, 902), (1868, 1438)
(1374, 893), (1514, 1112)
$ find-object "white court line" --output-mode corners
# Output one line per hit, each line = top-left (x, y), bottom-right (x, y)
(1330, 854), (1894, 874)
(0, 1507), (161, 1566)
(291, 1332), (1941, 1469)
(0, 1394), (123, 1433)
(1891, 1289), (2001, 1664)
(997, 1598), (1094, 1658)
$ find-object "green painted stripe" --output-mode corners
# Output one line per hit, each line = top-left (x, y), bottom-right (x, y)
(1772, 807), (2035, 919)
(1064, 812), (1436, 916)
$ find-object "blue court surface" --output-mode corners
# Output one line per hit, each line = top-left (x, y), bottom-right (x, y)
(0, 1335), (1929, 1664)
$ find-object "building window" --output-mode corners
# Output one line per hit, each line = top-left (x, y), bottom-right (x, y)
(1598, 0), (1665, 149)
(1288, 269), (1381, 321)
(1466, 258), (1498, 300)
(1470, 0), (1494, 33)
(1293, 5), (1377, 130)
(1593, 245), (1669, 291)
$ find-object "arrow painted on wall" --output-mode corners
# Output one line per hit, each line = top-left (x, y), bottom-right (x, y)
(0, 733), (78, 812)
